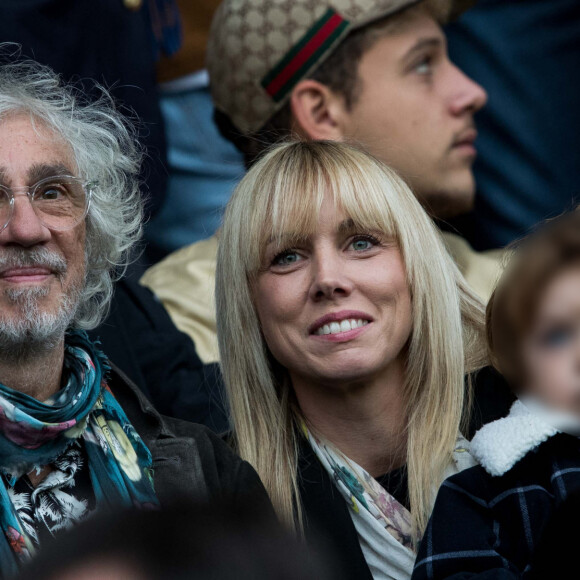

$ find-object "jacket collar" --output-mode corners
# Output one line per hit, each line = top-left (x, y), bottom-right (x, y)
(107, 362), (173, 441)
(298, 436), (373, 580)
(470, 399), (560, 477)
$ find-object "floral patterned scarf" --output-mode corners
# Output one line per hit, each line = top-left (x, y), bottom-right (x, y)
(0, 331), (158, 578)
(305, 426), (416, 580)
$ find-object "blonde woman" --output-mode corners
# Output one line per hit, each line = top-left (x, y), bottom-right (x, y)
(216, 141), (498, 580)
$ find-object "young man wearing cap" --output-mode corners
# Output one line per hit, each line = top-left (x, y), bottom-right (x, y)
(142, 0), (504, 365)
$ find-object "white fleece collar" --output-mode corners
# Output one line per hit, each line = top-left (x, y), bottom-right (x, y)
(470, 399), (560, 477)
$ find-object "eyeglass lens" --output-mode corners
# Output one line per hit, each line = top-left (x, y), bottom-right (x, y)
(0, 177), (89, 231)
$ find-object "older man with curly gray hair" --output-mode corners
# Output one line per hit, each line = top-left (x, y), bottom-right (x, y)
(0, 58), (272, 578)
(0, 59), (142, 358)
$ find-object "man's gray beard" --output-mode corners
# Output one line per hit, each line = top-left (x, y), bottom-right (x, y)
(0, 248), (81, 362)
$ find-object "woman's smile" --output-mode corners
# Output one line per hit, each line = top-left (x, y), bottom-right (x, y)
(309, 310), (372, 342)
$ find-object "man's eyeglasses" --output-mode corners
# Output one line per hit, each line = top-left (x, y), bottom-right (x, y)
(0, 175), (95, 232)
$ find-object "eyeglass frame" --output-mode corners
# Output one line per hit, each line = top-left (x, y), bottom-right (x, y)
(0, 175), (96, 233)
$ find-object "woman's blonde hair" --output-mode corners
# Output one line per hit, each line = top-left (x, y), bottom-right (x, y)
(216, 141), (486, 536)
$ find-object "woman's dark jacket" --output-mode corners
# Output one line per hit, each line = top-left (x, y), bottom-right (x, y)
(299, 437), (374, 580)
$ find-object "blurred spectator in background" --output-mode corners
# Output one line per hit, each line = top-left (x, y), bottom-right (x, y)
(445, 0), (580, 250)
(0, 0), (168, 222)
(145, 0), (245, 262)
(412, 210), (580, 579)
(19, 503), (338, 580)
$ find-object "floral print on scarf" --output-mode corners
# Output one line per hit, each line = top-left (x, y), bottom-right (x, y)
(305, 426), (414, 549)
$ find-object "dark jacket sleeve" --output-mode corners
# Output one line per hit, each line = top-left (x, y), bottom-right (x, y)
(412, 470), (520, 580)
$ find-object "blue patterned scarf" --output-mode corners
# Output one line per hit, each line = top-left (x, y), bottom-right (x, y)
(0, 331), (158, 577)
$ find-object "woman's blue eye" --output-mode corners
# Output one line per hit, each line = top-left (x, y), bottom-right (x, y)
(539, 326), (573, 349)
(352, 239), (372, 251)
(349, 235), (379, 251)
(273, 251), (300, 266)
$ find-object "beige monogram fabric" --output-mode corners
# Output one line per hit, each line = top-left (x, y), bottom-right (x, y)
(207, 0), (472, 135)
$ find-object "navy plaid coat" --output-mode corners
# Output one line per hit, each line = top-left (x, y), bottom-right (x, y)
(412, 432), (580, 579)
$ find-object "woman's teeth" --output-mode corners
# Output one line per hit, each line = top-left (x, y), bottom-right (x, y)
(315, 319), (369, 336)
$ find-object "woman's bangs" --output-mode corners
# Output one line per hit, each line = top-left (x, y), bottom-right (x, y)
(244, 142), (401, 272)
(253, 158), (328, 268)
(325, 156), (399, 242)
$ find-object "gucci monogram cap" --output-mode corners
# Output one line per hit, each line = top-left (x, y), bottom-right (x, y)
(207, 0), (474, 135)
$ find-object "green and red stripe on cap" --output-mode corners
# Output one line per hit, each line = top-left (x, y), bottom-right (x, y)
(261, 8), (350, 102)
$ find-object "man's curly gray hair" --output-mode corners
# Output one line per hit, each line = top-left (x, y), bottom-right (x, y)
(0, 58), (143, 330)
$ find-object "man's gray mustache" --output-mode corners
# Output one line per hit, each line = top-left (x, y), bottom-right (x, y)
(0, 247), (67, 275)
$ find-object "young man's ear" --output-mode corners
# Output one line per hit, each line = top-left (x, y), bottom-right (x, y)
(289, 79), (346, 141)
